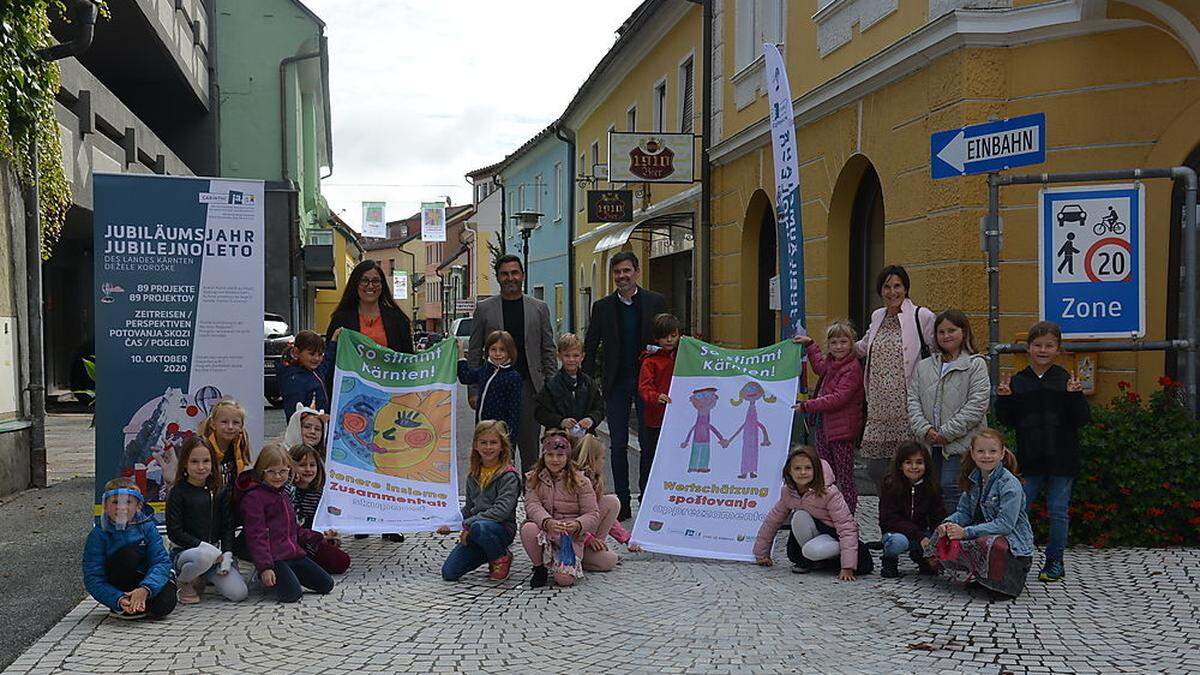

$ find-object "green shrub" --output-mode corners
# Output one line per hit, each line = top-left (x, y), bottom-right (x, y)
(1018, 378), (1200, 548)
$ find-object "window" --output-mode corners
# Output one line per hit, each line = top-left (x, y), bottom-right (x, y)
(553, 162), (563, 219)
(533, 285), (545, 301)
(680, 57), (695, 133)
(518, 185), (526, 211)
(627, 106), (637, 132)
(590, 141), (600, 176)
(654, 81), (667, 133)
(534, 174), (543, 216)
(735, 0), (785, 71)
(307, 230), (333, 246)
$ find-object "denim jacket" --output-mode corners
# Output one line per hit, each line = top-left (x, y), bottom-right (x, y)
(944, 465), (1034, 557)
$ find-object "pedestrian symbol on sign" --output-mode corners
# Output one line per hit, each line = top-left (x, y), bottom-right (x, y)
(1056, 233), (1079, 275)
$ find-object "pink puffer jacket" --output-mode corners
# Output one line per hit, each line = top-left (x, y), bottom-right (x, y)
(524, 469), (600, 554)
(803, 343), (864, 443)
(752, 459), (860, 570)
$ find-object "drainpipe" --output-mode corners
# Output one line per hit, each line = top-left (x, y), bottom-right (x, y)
(462, 177), (477, 301)
(554, 123), (577, 332)
(685, 0), (712, 339)
(22, 0), (97, 489)
(278, 45), (324, 185)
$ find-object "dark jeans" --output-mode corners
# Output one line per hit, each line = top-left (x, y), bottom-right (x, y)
(106, 545), (177, 618)
(639, 426), (661, 497)
(270, 556), (334, 603)
(1023, 475), (1074, 562)
(441, 520), (515, 581)
(606, 374), (645, 512)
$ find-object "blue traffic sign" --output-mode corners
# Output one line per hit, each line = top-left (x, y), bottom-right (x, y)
(931, 113), (1046, 179)
(1039, 183), (1145, 338)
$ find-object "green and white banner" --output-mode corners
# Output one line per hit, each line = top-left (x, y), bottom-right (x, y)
(631, 337), (801, 561)
(313, 331), (462, 534)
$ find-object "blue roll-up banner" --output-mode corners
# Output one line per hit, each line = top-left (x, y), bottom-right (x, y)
(93, 174), (265, 516)
(764, 43), (805, 340)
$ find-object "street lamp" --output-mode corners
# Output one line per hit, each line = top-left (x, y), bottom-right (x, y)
(510, 210), (542, 293)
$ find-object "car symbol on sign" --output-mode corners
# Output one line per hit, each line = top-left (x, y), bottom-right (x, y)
(1057, 204), (1087, 227)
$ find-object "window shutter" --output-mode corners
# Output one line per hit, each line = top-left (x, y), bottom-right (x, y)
(681, 59), (695, 133)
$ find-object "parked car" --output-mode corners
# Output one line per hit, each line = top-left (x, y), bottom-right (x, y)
(264, 335), (293, 408)
(450, 317), (472, 352)
(264, 312), (289, 339)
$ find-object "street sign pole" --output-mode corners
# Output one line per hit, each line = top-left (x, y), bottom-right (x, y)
(988, 167), (1199, 418)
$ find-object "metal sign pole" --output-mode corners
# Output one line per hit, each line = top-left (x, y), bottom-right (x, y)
(986, 173), (1002, 405)
(1180, 167), (1198, 414)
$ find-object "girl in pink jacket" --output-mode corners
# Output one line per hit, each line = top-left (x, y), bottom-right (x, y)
(792, 320), (865, 512)
(521, 431), (600, 589)
(754, 446), (873, 580)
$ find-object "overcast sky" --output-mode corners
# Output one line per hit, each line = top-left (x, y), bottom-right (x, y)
(302, 0), (645, 230)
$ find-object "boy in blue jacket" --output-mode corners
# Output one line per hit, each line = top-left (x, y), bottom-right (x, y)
(83, 478), (177, 619)
(278, 330), (334, 424)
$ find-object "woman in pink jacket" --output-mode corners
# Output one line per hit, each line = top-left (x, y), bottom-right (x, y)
(521, 431), (600, 589)
(792, 320), (865, 512)
(754, 446), (873, 580)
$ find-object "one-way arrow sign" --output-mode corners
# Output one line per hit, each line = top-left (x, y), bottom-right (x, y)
(931, 113), (1046, 179)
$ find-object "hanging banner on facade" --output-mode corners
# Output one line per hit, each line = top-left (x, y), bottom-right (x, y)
(587, 189), (634, 223)
(607, 132), (695, 184)
(313, 331), (461, 534)
(421, 201), (447, 242)
(392, 270), (409, 301)
(764, 43), (805, 339)
(631, 337), (801, 561)
(362, 201), (387, 238)
(92, 174), (265, 515)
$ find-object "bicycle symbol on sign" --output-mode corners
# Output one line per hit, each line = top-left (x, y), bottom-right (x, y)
(1093, 206), (1126, 236)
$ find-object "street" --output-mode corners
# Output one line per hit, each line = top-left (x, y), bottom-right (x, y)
(1, 406), (1198, 674)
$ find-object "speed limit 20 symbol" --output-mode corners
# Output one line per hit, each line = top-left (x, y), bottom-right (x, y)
(1084, 237), (1131, 283)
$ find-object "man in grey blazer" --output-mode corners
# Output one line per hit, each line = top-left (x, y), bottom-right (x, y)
(466, 254), (557, 471)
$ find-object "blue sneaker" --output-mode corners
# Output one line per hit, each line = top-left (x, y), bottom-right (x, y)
(1039, 559), (1066, 582)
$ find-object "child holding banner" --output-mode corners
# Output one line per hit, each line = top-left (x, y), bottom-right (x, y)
(522, 432), (600, 588)
(753, 446), (872, 580)
(458, 331), (523, 442)
(166, 437), (247, 604)
(637, 313), (681, 497)
(235, 444), (335, 603)
(573, 434), (642, 569)
(200, 399), (253, 489)
(792, 321), (865, 512)
(438, 420), (521, 582)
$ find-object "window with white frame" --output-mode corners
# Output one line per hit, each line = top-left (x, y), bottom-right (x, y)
(654, 81), (667, 133)
(518, 185), (526, 211)
(554, 162), (563, 219)
(534, 174), (543, 216)
(680, 57), (695, 133)
(626, 106), (637, 132)
(590, 141), (600, 177)
(735, 0), (785, 72)
(577, 153), (586, 211)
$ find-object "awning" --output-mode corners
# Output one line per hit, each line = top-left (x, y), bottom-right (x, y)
(589, 211), (694, 253)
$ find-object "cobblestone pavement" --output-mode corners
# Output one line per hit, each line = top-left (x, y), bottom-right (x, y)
(5, 492), (1198, 675)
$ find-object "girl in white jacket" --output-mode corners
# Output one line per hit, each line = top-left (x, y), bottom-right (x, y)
(906, 309), (990, 513)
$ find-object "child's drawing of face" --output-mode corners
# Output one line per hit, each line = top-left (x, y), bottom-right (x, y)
(689, 389), (719, 412)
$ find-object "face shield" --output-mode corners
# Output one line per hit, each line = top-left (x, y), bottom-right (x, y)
(101, 488), (145, 532)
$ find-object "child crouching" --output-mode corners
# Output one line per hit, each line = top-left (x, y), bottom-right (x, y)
(754, 446), (873, 580)
(522, 431), (600, 588)
(439, 420), (521, 581)
(83, 478), (177, 619)
(878, 442), (944, 578)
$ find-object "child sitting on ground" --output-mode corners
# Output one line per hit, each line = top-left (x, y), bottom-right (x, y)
(437, 420), (522, 581)
(534, 333), (605, 441)
(83, 478), (177, 619)
(235, 444), (335, 603)
(287, 444), (350, 575)
(877, 441), (944, 578)
(283, 403), (328, 456)
(522, 431), (600, 589)
(165, 436), (247, 604)
(573, 434), (642, 572)
(934, 429), (1035, 598)
(199, 398), (253, 488)
(753, 446), (873, 580)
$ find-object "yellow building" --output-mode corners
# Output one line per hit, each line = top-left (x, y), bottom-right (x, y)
(313, 215), (365, 333)
(707, 0), (1200, 397)
(563, 1), (703, 334)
